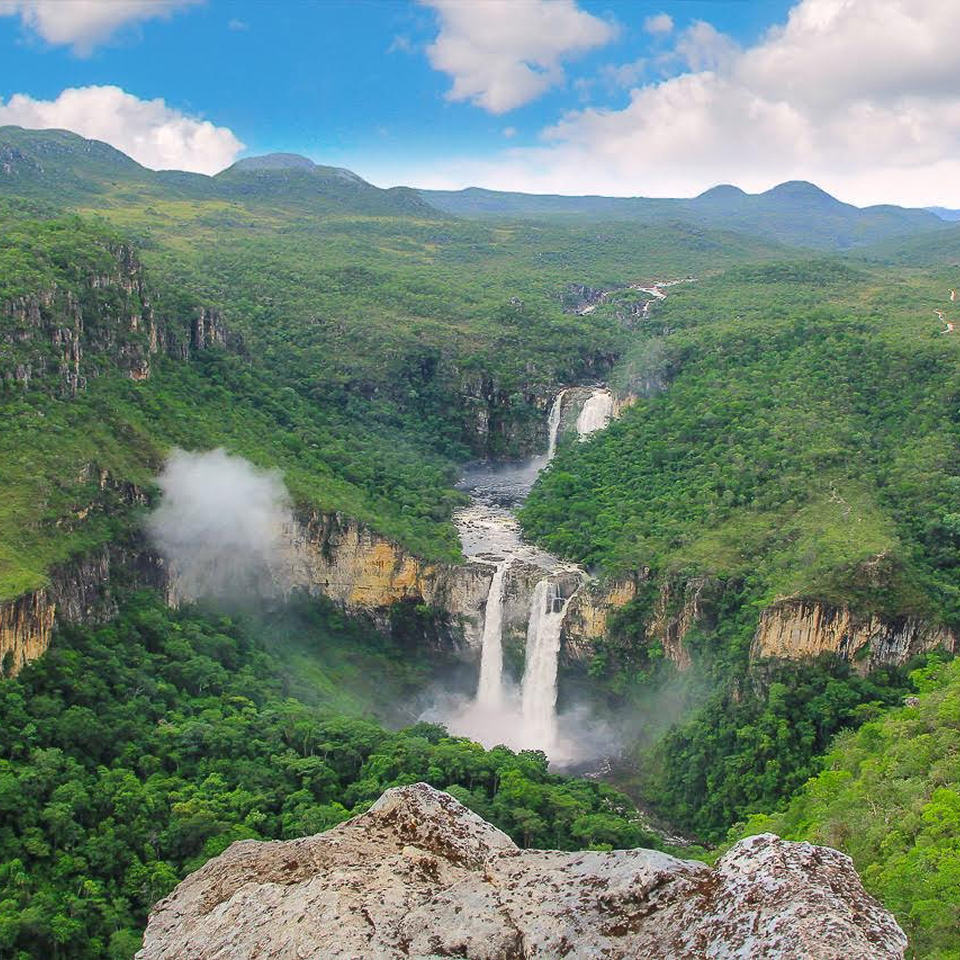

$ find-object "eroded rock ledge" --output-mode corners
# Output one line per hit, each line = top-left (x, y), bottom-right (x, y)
(137, 783), (906, 960)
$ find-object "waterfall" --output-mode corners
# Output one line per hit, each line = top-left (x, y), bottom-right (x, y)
(546, 389), (567, 460)
(576, 389), (614, 439)
(476, 561), (509, 707)
(521, 577), (577, 750)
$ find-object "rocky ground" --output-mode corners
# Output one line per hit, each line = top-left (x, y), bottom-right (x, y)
(138, 783), (907, 960)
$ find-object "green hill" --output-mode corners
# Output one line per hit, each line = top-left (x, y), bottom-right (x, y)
(738, 654), (960, 958)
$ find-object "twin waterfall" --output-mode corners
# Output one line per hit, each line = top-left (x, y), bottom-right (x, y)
(475, 561), (509, 708)
(520, 580), (577, 748)
(445, 386), (613, 765)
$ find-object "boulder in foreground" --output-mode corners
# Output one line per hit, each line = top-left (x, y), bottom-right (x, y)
(137, 782), (906, 960)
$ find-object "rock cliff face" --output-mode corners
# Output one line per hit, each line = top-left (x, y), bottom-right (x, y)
(283, 512), (494, 648)
(752, 598), (957, 671)
(137, 782), (907, 960)
(561, 574), (714, 672)
(1, 242), (232, 394)
(0, 537), (168, 677)
(1, 508), (499, 676)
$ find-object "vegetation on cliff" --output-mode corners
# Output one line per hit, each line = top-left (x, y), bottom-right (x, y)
(738, 655), (960, 959)
(522, 261), (960, 625)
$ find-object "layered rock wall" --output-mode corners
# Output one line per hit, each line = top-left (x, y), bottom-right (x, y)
(1, 243), (231, 393)
(283, 512), (494, 648)
(0, 538), (168, 677)
(752, 598), (957, 671)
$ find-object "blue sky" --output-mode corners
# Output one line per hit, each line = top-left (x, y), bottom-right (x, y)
(0, 1), (957, 205)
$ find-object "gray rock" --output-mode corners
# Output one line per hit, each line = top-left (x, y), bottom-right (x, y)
(137, 783), (907, 960)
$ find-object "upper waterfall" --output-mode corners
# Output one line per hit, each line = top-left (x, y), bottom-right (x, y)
(576, 389), (614, 439)
(547, 389), (567, 460)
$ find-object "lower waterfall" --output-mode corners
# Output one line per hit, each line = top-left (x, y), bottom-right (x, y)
(521, 578), (578, 752)
(476, 560), (509, 708)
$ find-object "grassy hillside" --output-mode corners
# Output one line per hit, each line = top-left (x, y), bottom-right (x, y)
(522, 258), (960, 623)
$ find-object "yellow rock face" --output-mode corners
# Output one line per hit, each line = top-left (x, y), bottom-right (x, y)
(0, 590), (56, 677)
(752, 599), (956, 670)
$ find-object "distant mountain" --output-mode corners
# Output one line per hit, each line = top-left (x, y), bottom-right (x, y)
(0, 127), (440, 218)
(925, 206), (960, 222)
(421, 179), (949, 250)
(0, 126), (949, 247)
(214, 152), (435, 215)
(0, 125), (148, 199)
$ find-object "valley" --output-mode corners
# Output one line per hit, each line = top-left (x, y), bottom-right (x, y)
(1, 126), (960, 958)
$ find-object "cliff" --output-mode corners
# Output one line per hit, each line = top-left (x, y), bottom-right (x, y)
(137, 782), (907, 960)
(561, 574), (713, 672)
(752, 598), (957, 671)
(284, 511), (494, 648)
(0, 537), (168, 677)
(1, 240), (233, 394)
(1, 508), (498, 676)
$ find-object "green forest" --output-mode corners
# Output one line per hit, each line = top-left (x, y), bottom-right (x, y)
(0, 595), (652, 960)
(2, 126), (960, 957)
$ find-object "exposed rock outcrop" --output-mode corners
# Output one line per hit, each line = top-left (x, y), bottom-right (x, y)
(752, 598), (957, 671)
(561, 576), (637, 658)
(0, 537), (168, 677)
(138, 782), (907, 960)
(284, 512), (494, 648)
(561, 574), (714, 671)
(1, 242), (232, 394)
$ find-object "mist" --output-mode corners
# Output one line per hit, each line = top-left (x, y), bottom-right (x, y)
(147, 448), (294, 602)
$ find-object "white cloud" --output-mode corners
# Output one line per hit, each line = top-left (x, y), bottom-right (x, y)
(400, 0), (960, 206)
(598, 58), (647, 90)
(0, 85), (244, 174)
(0, 0), (201, 54)
(421, 0), (617, 113)
(643, 12), (673, 35)
(671, 20), (739, 73)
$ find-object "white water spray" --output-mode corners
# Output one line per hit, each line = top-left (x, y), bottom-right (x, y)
(546, 389), (567, 460)
(476, 560), (509, 708)
(576, 389), (614, 439)
(521, 577), (578, 751)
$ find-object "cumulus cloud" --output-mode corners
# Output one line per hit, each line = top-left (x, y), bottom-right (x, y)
(643, 12), (673, 36)
(0, 0), (201, 54)
(147, 449), (295, 602)
(0, 85), (244, 173)
(421, 0), (617, 113)
(402, 0), (960, 206)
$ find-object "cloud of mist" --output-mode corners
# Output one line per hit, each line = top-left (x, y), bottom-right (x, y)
(422, 679), (622, 771)
(147, 448), (294, 603)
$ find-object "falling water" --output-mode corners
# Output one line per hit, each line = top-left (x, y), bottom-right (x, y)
(521, 577), (579, 751)
(476, 560), (509, 707)
(546, 389), (567, 460)
(576, 389), (614, 439)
